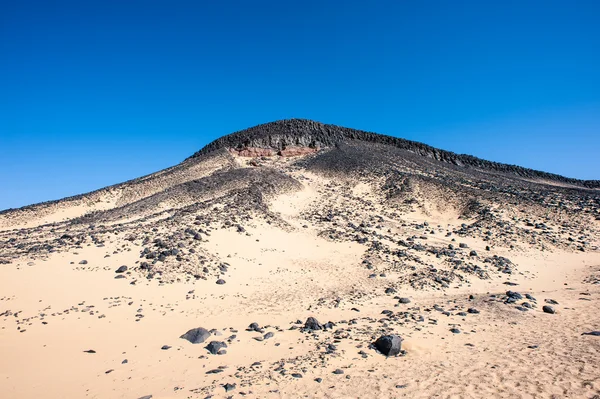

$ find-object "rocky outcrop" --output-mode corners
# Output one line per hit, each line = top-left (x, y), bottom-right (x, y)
(229, 147), (274, 157)
(228, 146), (318, 158)
(278, 146), (319, 157)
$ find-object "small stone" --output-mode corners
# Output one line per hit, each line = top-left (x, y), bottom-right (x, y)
(582, 331), (600, 336)
(542, 305), (555, 314)
(223, 383), (236, 392)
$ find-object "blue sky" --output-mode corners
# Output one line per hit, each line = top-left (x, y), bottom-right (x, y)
(1, 0), (599, 210)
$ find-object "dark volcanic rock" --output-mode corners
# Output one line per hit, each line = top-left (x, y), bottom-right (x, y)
(223, 383), (236, 392)
(374, 335), (403, 356)
(115, 265), (128, 273)
(205, 341), (227, 354)
(304, 317), (323, 330)
(180, 327), (211, 344)
(542, 305), (556, 314)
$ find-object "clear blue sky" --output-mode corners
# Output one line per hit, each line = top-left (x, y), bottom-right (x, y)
(1, 0), (599, 210)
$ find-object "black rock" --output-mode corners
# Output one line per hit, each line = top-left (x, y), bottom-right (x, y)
(398, 297), (411, 304)
(374, 335), (403, 356)
(138, 395), (153, 399)
(205, 341), (227, 354)
(79, 260), (88, 265)
(315, 377), (323, 383)
(385, 287), (396, 294)
(115, 265), (128, 273)
(582, 331), (600, 336)
(161, 345), (171, 350)
(450, 328), (461, 334)
(542, 305), (555, 314)
(467, 308), (480, 314)
(223, 383), (236, 392)
(180, 327), (211, 344)
(469, 250), (478, 257)
(545, 299), (559, 305)
(304, 317), (322, 330)
(506, 291), (523, 300)
(247, 322), (260, 331)
(83, 349), (96, 353)
(216, 279), (226, 285)
(332, 369), (344, 374)
(291, 373), (303, 378)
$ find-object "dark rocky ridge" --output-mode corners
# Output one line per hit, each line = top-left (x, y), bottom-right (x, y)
(190, 119), (599, 189)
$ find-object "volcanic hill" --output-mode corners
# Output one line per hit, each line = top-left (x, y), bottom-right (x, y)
(1, 119), (599, 399)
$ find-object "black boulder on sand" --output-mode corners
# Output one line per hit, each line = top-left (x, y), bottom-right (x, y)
(180, 327), (211, 344)
(205, 341), (227, 354)
(304, 317), (322, 330)
(374, 334), (403, 356)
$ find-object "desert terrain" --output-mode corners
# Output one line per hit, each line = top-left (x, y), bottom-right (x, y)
(1, 119), (599, 399)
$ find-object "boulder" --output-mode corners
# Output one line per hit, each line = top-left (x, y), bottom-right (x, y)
(374, 335), (403, 356)
(304, 317), (322, 330)
(205, 341), (227, 354)
(180, 327), (211, 344)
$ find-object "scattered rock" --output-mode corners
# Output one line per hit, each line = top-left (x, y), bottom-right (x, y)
(180, 327), (211, 344)
(542, 305), (555, 314)
(223, 383), (236, 392)
(304, 317), (322, 330)
(115, 265), (128, 273)
(205, 341), (227, 355)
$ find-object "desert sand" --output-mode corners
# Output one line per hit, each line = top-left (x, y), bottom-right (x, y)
(1, 120), (599, 399)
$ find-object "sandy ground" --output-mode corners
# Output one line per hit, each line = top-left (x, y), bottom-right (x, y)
(1, 176), (600, 399)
